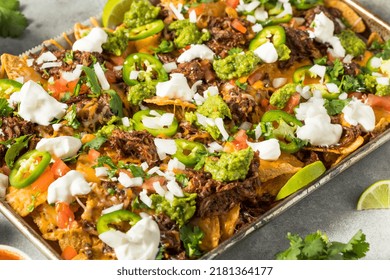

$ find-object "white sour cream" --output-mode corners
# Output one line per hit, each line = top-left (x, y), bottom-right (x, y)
(295, 97), (343, 146)
(47, 170), (91, 204)
(177, 44), (215, 63)
(342, 98), (376, 132)
(98, 215), (160, 260)
(36, 136), (82, 159)
(156, 73), (195, 101)
(246, 139), (281, 161)
(15, 80), (67, 125)
(72, 27), (108, 53)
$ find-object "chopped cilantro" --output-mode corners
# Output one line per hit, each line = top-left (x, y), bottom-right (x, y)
(180, 225), (204, 258)
(0, 0), (28, 38)
(0, 98), (13, 117)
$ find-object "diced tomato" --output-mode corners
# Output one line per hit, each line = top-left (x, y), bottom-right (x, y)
(61, 246), (78, 260)
(110, 55), (125, 66)
(31, 167), (56, 192)
(226, 0), (239, 9)
(47, 78), (78, 100)
(56, 202), (75, 229)
(283, 93), (301, 114)
(231, 19), (247, 34)
(51, 158), (71, 179)
(224, 129), (249, 152)
(142, 176), (166, 191)
(366, 94), (390, 111)
(87, 149), (101, 163)
(232, 129), (249, 150)
(188, 3), (206, 16)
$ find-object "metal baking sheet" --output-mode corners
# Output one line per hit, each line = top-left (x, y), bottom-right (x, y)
(1, 0), (390, 260)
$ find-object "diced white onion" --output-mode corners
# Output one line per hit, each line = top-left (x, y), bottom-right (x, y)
(169, 3), (185, 20)
(163, 62), (177, 73)
(154, 138), (177, 160)
(130, 70), (140, 80)
(139, 189), (152, 208)
(376, 77), (390, 86)
(339, 92), (348, 100)
(121, 117), (130, 127)
(41, 62), (62, 69)
(153, 181), (166, 196)
(101, 203), (123, 215)
(207, 141), (223, 153)
(239, 121), (252, 131)
(326, 83), (340, 93)
(94, 63), (110, 90)
(118, 172), (143, 188)
(167, 157), (186, 171)
(166, 180), (184, 197)
(36, 51), (57, 65)
(246, 15), (257, 24)
(215, 118), (229, 141)
(272, 77), (288, 88)
(309, 64), (327, 83)
(140, 162), (149, 171)
(189, 10), (197, 23)
(252, 23), (263, 33)
(95, 167), (108, 178)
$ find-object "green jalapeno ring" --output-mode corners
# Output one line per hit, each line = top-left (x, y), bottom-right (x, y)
(126, 20), (165, 41)
(9, 150), (52, 189)
(122, 52), (168, 86)
(0, 79), (22, 98)
(261, 110), (304, 153)
(260, 14), (293, 27)
(249, 26), (286, 51)
(173, 139), (207, 167)
(291, 0), (324, 10)
(97, 209), (141, 234)
(133, 109), (179, 137)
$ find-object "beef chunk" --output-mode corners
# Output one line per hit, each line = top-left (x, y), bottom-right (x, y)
(171, 59), (217, 87)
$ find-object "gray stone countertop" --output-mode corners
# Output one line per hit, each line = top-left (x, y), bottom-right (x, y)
(0, 0), (389, 260)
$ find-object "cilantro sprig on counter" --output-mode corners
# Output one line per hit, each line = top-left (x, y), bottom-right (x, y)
(276, 230), (369, 260)
(0, 0), (28, 38)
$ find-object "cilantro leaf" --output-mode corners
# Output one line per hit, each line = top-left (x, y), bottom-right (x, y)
(276, 230), (369, 260)
(0, 98), (13, 117)
(82, 136), (107, 151)
(175, 173), (189, 187)
(63, 104), (80, 129)
(179, 225), (204, 258)
(0, 135), (32, 168)
(324, 99), (350, 116)
(0, 0), (20, 11)
(107, 90), (124, 117)
(0, 3), (28, 38)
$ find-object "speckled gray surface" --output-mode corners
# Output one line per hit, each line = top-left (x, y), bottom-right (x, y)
(0, 0), (389, 260)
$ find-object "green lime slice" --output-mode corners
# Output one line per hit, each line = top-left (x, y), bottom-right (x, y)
(102, 0), (133, 29)
(275, 161), (326, 201)
(357, 180), (390, 210)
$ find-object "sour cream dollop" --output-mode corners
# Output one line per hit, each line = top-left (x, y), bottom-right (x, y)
(36, 136), (82, 159)
(72, 27), (108, 53)
(98, 215), (160, 260)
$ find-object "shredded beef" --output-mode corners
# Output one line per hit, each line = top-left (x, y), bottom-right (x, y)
(206, 17), (253, 58)
(304, 5), (343, 34)
(32, 48), (105, 80)
(279, 26), (326, 69)
(75, 94), (114, 131)
(184, 154), (261, 218)
(171, 59), (217, 87)
(157, 52), (178, 64)
(108, 130), (160, 166)
(154, 214), (185, 258)
(221, 87), (260, 124)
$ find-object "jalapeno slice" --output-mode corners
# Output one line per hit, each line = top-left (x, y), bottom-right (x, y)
(291, 0), (324, 10)
(261, 110), (304, 153)
(9, 150), (52, 189)
(133, 109), (179, 137)
(97, 209), (141, 234)
(122, 53), (168, 86)
(249, 26), (286, 51)
(0, 79), (22, 98)
(293, 65), (331, 85)
(126, 20), (165, 41)
(173, 139), (207, 167)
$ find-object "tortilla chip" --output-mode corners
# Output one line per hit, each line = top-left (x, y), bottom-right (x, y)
(259, 153), (303, 183)
(144, 97), (196, 121)
(325, 0), (366, 33)
(191, 216), (221, 252)
(256, 173), (294, 198)
(0, 53), (42, 82)
(367, 32), (384, 47)
(31, 203), (57, 235)
(218, 204), (240, 242)
(6, 186), (47, 217)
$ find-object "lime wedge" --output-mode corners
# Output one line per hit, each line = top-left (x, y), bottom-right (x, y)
(357, 180), (390, 210)
(275, 161), (326, 201)
(102, 0), (133, 29)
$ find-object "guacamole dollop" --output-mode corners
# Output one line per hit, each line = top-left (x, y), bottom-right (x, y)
(150, 192), (197, 227)
(102, 27), (128, 56)
(338, 30), (366, 57)
(185, 95), (232, 140)
(204, 147), (254, 182)
(169, 19), (211, 49)
(269, 83), (298, 109)
(127, 82), (157, 105)
(213, 51), (261, 80)
(123, 0), (160, 29)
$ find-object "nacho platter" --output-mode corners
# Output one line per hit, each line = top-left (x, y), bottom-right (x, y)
(0, 0), (390, 260)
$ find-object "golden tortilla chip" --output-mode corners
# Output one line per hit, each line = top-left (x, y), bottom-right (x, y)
(144, 97), (196, 121)
(219, 204), (240, 242)
(0, 53), (42, 82)
(6, 186), (47, 217)
(191, 216), (221, 252)
(31, 203), (57, 235)
(256, 173), (295, 198)
(325, 0), (366, 33)
(259, 153), (303, 183)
